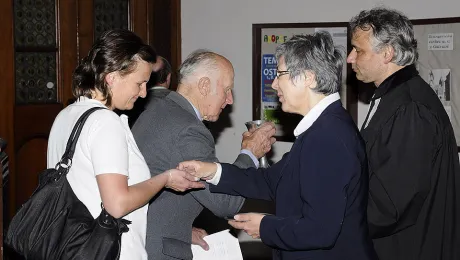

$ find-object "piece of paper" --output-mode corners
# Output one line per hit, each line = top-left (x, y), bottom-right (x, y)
(191, 229), (243, 260)
(428, 33), (454, 50)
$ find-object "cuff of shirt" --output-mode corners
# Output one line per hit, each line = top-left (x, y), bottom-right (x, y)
(206, 163), (222, 185)
(240, 149), (259, 168)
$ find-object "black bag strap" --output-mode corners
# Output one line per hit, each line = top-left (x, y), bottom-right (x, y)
(56, 106), (106, 171)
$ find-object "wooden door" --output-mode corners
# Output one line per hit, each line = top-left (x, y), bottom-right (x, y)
(0, 0), (77, 226)
(0, 4), (181, 257)
(1, 0), (177, 226)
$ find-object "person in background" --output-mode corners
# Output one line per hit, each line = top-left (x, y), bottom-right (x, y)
(132, 50), (276, 260)
(347, 7), (460, 260)
(47, 29), (204, 260)
(178, 32), (377, 260)
(147, 56), (172, 98)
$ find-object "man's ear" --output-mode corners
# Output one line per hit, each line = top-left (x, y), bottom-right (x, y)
(198, 77), (211, 96)
(382, 45), (395, 64)
(166, 73), (171, 88)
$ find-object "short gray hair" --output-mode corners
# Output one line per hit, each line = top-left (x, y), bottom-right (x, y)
(349, 7), (418, 66)
(275, 31), (344, 95)
(178, 50), (220, 84)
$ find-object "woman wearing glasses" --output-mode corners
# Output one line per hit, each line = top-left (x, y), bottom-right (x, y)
(179, 31), (376, 260)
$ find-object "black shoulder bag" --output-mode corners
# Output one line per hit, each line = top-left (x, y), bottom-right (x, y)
(5, 107), (131, 260)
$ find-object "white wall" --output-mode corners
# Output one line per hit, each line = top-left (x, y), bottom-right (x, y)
(182, 0), (460, 163)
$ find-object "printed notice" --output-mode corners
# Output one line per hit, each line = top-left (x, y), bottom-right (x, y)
(428, 33), (454, 50)
(261, 54), (278, 102)
(191, 229), (243, 260)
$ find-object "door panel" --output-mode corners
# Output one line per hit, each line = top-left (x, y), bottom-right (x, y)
(0, 0), (17, 230)
(14, 105), (62, 207)
(1, 2), (180, 258)
(9, 0), (76, 214)
(15, 139), (48, 208)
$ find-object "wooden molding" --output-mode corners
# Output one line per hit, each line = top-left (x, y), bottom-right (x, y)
(130, 0), (149, 42)
(57, 0), (79, 105)
(171, 0), (182, 87)
(0, 0), (16, 222)
(77, 0), (95, 65)
(147, 0), (181, 89)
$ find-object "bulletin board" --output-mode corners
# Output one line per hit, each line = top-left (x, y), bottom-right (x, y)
(412, 17), (460, 146)
(252, 22), (355, 142)
(253, 18), (460, 143)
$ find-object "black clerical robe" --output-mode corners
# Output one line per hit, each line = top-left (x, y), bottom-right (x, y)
(361, 65), (460, 260)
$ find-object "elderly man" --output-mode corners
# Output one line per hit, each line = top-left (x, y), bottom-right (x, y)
(132, 50), (276, 260)
(178, 32), (376, 260)
(347, 7), (460, 260)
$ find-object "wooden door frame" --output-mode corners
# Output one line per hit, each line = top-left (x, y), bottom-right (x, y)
(147, 0), (181, 88)
(0, 1), (14, 255)
(0, 0), (16, 222)
(130, 0), (149, 42)
(170, 0), (182, 83)
(58, 0), (79, 105)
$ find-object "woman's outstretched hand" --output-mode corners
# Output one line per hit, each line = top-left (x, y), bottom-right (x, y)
(177, 160), (218, 180)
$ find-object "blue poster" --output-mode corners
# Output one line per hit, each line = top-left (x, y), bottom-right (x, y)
(261, 54), (278, 102)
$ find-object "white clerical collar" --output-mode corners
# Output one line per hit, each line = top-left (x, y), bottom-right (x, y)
(293, 93), (340, 137)
(150, 86), (167, 90)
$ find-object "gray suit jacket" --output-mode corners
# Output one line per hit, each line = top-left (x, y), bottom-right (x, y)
(126, 87), (171, 127)
(148, 87), (171, 100)
(131, 91), (254, 260)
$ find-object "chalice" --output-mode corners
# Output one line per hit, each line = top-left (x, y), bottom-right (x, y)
(245, 120), (270, 168)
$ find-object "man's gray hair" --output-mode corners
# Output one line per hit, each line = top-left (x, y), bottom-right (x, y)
(178, 50), (220, 84)
(349, 7), (418, 66)
(275, 31), (344, 95)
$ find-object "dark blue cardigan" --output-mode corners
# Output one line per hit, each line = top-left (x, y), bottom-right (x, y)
(211, 101), (377, 260)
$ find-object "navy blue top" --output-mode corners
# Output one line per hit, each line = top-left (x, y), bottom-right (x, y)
(211, 101), (376, 260)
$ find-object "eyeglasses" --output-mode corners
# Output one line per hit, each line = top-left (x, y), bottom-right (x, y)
(276, 70), (290, 79)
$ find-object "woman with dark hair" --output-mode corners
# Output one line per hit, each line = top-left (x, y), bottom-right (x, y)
(47, 29), (204, 259)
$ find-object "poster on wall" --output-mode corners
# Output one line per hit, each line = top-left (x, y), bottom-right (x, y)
(260, 28), (308, 138)
(426, 68), (452, 121)
(261, 54), (277, 103)
(261, 54), (281, 125)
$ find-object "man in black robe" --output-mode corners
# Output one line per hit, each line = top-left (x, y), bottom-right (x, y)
(347, 7), (460, 260)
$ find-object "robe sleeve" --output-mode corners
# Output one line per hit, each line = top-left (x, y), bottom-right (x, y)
(367, 102), (440, 238)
